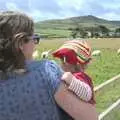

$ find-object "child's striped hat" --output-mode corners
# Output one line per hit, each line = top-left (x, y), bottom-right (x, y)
(52, 40), (92, 64)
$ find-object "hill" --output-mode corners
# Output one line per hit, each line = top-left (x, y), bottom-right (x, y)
(35, 15), (120, 38)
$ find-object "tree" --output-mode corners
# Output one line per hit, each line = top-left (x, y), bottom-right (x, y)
(79, 29), (88, 38)
(115, 28), (120, 33)
(115, 28), (120, 37)
(98, 25), (110, 36)
(71, 31), (77, 38)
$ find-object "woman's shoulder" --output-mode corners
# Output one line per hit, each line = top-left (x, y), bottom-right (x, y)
(26, 60), (53, 70)
(26, 60), (63, 75)
(26, 60), (64, 94)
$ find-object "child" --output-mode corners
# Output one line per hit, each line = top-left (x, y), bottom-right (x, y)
(52, 40), (95, 104)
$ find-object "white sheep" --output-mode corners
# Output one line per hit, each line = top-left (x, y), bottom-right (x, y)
(117, 48), (120, 55)
(41, 49), (52, 59)
(32, 50), (39, 59)
(92, 50), (101, 56)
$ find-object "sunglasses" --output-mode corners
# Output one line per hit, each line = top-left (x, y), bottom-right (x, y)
(32, 34), (40, 44)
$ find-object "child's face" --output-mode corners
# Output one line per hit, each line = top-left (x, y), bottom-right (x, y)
(61, 61), (72, 72)
(61, 62), (68, 72)
(60, 57), (89, 72)
(61, 61), (77, 72)
(61, 62), (89, 73)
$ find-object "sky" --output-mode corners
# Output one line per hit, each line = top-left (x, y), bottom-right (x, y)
(0, 0), (120, 21)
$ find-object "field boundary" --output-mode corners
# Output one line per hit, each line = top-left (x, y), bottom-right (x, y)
(99, 99), (120, 120)
(94, 74), (120, 92)
(94, 74), (120, 120)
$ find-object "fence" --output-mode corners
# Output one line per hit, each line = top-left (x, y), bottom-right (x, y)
(94, 74), (120, 120)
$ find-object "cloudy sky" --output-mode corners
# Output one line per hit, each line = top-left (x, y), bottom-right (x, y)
(0, 0), (120, 21)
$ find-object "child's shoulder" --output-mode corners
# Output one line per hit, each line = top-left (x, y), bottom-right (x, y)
(73, 71), (91, 79)
(73, 72), (92, 84)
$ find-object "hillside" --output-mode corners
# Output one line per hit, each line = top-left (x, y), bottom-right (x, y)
(35, 15), (120, 38)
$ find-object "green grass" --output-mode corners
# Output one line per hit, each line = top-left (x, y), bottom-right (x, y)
(109, 108), (120, 120)
(100, 106), (120, 120)
(35, 28), (71, 38)
(87, 49), (120, 86)
(95, 79), (120, 113)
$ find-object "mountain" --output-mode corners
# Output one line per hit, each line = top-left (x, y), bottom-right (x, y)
(35, 15), (120, 38)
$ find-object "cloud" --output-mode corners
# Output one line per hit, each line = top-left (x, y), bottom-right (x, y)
(0, 0), (120, 21)
(0, 0), (8, 10)
(28, 0), (61, 13)
(6, 2), (20, 11)
(98, 12), (120, 21)
(26, 9), (62, 22)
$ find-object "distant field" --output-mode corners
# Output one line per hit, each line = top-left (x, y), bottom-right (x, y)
(35, 28), (71, 38)
(87, 38), (120, 49)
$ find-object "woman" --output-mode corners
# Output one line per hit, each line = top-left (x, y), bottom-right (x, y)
(0, 11), (98, 120)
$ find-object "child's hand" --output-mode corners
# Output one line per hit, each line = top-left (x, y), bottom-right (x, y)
(61, 72), (74, 85)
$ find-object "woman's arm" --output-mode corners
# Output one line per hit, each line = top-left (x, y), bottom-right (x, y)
(54, 82), (98, 120)
(44, 61), (98, 120)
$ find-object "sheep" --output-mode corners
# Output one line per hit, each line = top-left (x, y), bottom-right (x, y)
(92, 50), (101, 56)
(117, 48), (120, 55)
(32, 50), (39, 59)
(41, 49), (52, 59)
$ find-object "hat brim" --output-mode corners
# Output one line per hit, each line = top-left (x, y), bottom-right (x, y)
(52, 48), (79, 64)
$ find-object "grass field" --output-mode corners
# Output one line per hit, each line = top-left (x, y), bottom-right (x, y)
(96, 78), (120, 113)
(99, 104), (120, 120)
(35, 38), (120, 115)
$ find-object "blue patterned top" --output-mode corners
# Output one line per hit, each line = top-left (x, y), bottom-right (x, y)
(0, 60), (71, 120)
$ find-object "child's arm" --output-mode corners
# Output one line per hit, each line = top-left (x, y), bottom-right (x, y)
(62, 72), (92, 102)
(68, 77), (92, 101)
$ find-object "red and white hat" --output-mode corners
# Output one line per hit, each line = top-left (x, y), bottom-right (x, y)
(52, 40), (92, 64)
